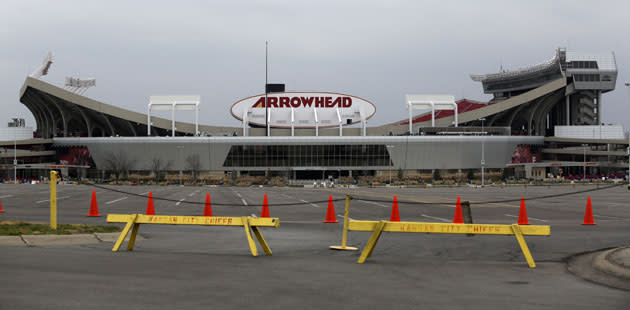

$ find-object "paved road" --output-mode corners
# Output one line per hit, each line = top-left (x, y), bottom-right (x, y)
(1, 183), (629, 309)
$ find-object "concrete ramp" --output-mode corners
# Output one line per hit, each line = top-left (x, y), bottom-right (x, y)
(379, 77), (567, 133)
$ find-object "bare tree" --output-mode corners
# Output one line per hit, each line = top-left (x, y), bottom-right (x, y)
(102, 151), (135, 183)
(185, 154), (202, 184)
(150, 157), (172, 183)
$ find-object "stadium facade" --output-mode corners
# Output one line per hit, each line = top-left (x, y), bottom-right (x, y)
(7, 48), (629, 181)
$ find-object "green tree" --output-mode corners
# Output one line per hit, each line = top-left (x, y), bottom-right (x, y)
(467, 169), (475, 181)
(432, 169), (441, 181)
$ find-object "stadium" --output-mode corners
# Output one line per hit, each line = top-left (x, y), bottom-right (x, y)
(4, 48), (629, 182)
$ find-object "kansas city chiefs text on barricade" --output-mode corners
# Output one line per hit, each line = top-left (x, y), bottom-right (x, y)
(252, 96), (352, 108)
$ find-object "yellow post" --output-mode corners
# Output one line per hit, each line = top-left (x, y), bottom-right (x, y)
(329, 195), (359, 251)
(242, 216), (259, 257)
(49, 170), (57, 230)
(357, 220), (387, 264)
(112, 214), (138, 252)
(511, 224), (537, 268)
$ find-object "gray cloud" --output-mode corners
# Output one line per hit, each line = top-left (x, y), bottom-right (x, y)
(2, 0), (629, 129)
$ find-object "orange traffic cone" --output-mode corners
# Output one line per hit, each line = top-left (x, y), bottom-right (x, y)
(518, 196), (530, 225)
(86, 190), (102, 217)
(582, 196), (596, 225)
(390, 195), (400, 222)
(453, 196), (464, 224)
(203, 193), (212, 217)
(0, 199), (4, 213)
(323, 195), (338, 223)
(260, 194), (270, 218)
(145, 192), (155, 215)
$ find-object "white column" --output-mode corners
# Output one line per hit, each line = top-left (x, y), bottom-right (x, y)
(336, 108), (342, 136)
(290, 107), (295, 137)
(360, 109), (366, 136)
(453, 102), (458, 127)
(408, 106), (413, 133)
(195, 103), (199, 135)
(171, 103), (176, 137)
(242, 110), (248, 136)
(147, 104), (151, 136)
(313, 108), (319, 136)
(430, 102), (435, 127)
(267, 109), (271, 137)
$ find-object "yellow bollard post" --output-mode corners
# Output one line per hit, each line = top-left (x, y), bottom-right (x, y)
(50, 170), (57, 230)
(330, 195), (359, 251)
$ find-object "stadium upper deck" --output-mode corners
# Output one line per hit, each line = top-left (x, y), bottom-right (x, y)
(393, 48), (617, 136)
(18, 48), (617, 139)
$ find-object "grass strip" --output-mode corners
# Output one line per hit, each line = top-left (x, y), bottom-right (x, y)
(0, 221), (121, 236)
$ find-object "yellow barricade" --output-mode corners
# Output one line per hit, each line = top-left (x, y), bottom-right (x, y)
(348, 220), (550, 268)
(107, 214), (280, 257)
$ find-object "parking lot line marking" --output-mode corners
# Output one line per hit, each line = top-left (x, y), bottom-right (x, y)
(176, 198), (185, 206)
(593, 214), (627, 220)
(36, 196), (70, 204)
(338, 214), (355, 221)
(421, 214), (450, 222)
(363, 200), (388, 208)
(241, 198), (248, 206)
(0, 195), (13, 198)
(139, 191), (150, 195)
(188, 190), (200, 197)
(504, 214), (548, 222)
(300, 199), (320, 208)
(106, 197), (128, 205)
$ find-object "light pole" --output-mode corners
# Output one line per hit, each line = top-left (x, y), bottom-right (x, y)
(480, 118), (486, 187)
(386, 145), (395, 184)
(14, 125), (17, 184)
(625, 82), (629, 187)
(265, 41), (269, 137)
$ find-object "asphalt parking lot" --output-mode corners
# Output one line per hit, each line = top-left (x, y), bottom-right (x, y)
(1, 183), (629, 309)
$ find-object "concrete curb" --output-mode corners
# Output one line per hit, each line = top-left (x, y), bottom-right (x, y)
(0, 236), (27, 246)
(0, 232), (144, 247)
(22, 234), (101, 246)
(567, 246), (630, 291)
(593, 247), (630, 279)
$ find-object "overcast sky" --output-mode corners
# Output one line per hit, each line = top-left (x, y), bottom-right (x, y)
(2, 0), (629, 130)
